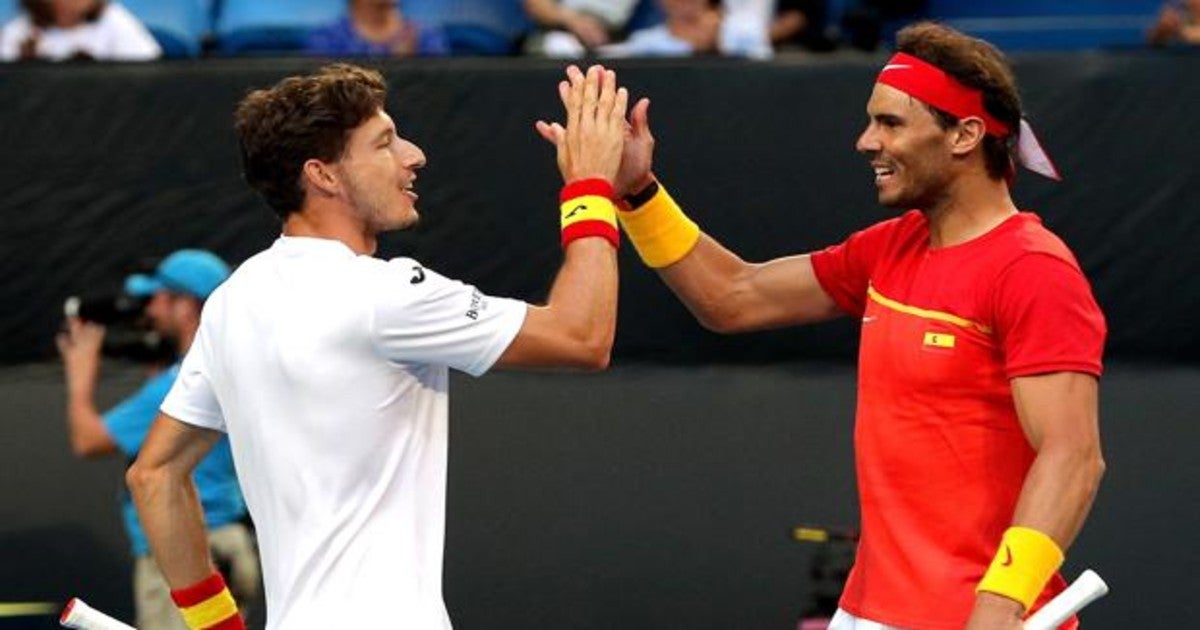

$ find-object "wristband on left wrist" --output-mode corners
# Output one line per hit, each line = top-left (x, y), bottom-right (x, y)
(975, 526), (1064, 612)
(169, 571), (244, 630)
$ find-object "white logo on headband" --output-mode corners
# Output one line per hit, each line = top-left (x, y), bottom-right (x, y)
(882, 64), (912, 72)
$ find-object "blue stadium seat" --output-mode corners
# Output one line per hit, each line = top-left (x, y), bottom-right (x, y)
(441, 23), (515, 55)
(206, 0), (222, 24)
(405, 0), (530, 55)
(925, 0), (1162, 51)
(119, 0), (208, 58)
(215, 0), (343, 54)
(927, 0), (1161, 19)
(0, 0), (19, 27)
(627, 0), (664, 32)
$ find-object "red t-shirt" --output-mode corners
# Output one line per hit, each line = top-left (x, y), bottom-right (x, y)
(810, 210), (1106, 629)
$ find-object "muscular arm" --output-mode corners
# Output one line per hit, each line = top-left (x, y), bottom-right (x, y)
(1009, 371), (1105, 548)
(496, 237), (617, 370)
(656, 234), (842, 333)
(126, 413), (223, 588)
(969, 371), (1105, 625)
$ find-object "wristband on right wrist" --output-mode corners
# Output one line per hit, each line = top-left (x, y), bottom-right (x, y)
(975, 526), (1064, 612)
(560, 178), (620, 250)
(616, 180), (701, 268)
(170, 571), (245, 630)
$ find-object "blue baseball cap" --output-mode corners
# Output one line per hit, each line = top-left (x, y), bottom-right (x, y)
(125, 249), (230, 300)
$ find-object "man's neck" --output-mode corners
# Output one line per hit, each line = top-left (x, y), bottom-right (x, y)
(923, 172), (1018, 249)
(176, 326), (196, 357)
(283, 204), (378, 255)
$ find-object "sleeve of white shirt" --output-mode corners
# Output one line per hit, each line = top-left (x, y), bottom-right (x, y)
(370, 257), (527, 377)
(102, 4), (162, 60)
(0, 17), (31, 61)
(160, 321), (226, 431)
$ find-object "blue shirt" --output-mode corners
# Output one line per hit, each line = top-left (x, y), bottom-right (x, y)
(103, 364), (246, 556)
(304, 16), (449, 57)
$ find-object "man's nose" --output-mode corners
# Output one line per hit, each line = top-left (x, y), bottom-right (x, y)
(855, 127), (879, 154)
(405, 143), (427, 170)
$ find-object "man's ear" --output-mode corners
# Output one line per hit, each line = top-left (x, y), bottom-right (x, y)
(950, 117), (987, 157)
(301, 159), (341, 197)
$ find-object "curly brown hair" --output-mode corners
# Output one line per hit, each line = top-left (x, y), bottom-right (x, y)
(234, 63), (387, 219)
(895, 22), (1022, 180)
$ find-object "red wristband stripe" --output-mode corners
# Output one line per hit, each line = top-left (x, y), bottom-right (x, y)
(170, 572), (244, 630)
(204, 616), (247, 630)
(170, 573), (227, 607)
(560, 178), (615, 203)
(562, 220), (620, 249)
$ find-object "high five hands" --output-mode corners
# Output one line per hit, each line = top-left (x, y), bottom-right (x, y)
(536, 64), (656, 195)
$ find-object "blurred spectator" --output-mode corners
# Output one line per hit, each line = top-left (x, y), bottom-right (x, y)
(56, 250), (258, 629)
(523, 0), (642, 57)
(719, 0), (774, 58)
(598, 0), (723, 57)
(0, 0), (160, 61)
(594, 0), (778, 59)
(530, 0), (774, 59)
(306, 0), (448, 58)
(771, 0), (836, 52)
(838, 0), (926, 51)
(1148, 0), (1200, 45)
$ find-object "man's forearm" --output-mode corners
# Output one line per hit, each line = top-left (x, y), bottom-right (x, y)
(546, 238), (618, 360)
(970, 446), (1103, 622)
(65, 392), (116, 457)
(127, 466), (217, 588)
(525, 0), (569, 27)
(977, 373), (1105, 615)
(1010, 442), (1105, 549)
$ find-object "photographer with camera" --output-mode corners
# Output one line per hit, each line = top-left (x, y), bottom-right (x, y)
(56, 249), (260, 630)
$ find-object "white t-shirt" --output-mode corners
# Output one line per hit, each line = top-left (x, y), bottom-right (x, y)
(162, 236), (526, 629)
(565, 0), (639, 27)
(0, 2), (161, 62)
(596, 0), (773, 59)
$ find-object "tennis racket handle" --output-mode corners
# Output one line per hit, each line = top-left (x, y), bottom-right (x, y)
(1023, 569), (1109, 630)
(60, 598), (137, 630)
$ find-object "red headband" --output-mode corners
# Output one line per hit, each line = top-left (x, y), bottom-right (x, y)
(876, 52), (1011, 138)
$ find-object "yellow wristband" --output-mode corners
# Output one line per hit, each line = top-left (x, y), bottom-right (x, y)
(560, 179), (619, 249)
(560, 194), (618, 231)
(178, 586), (238, 629)
(617, 182), (700, 268)
(976, 526), (1065, 611)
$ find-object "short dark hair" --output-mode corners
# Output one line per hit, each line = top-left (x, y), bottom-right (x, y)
(22, 0), (105, 28)
(234, 63), (387, 219)
(895, 22), (1022, 180)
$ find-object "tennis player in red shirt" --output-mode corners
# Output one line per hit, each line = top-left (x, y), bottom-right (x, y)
(543, 21), (1107, 630)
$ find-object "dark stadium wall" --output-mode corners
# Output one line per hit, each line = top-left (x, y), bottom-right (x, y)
(1, 54), (1199, 365)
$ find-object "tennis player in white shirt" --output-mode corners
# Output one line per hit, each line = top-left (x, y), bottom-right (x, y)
(127, 62), (632, 630)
